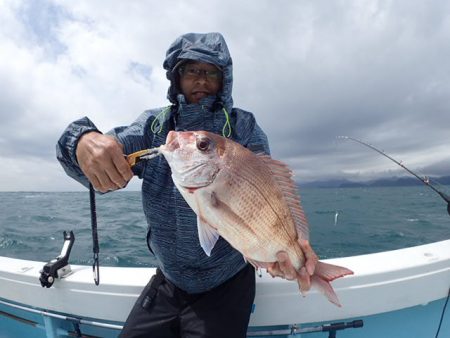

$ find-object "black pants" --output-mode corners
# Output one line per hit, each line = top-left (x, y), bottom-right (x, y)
(120, 264), (255, 338)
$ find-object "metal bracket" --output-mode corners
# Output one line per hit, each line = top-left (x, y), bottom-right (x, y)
(39, 231), (75, 288)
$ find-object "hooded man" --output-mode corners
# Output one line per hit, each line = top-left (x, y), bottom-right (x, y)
(57, 32), (318, 338)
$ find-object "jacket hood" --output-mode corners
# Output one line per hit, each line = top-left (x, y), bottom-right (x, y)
(163, 32), (233, 112)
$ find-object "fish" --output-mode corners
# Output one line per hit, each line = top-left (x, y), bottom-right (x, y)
(159, 130), (353, 306)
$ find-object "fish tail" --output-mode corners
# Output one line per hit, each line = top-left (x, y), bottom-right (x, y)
(308, 261), (354, 307)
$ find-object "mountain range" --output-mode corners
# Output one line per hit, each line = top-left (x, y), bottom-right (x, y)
(301, 176), (450, 188)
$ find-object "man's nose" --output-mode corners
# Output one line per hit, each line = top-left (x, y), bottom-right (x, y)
(194, 74), (208, 84)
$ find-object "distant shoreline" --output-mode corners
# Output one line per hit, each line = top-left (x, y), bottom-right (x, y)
(1, 176), (450, 192)
(301, 175), (450, 188)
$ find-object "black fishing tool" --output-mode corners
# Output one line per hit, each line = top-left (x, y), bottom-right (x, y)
(89, 183), (100, 286)
(339, 136), (450, 216)
(39, 184), (100, 287)
(39, 231), (75, 288)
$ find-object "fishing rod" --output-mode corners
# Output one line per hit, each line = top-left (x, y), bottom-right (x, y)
(338, 136), (450, 216)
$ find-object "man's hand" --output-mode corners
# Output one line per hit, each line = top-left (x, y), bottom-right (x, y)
(266, 239), (318, 292)
(76, 132), (134, 192)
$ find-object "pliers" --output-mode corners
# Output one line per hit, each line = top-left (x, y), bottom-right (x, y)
(127, 147), (161, 167)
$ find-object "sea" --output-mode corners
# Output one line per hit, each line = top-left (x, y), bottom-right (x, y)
(1, 186), (449, 267)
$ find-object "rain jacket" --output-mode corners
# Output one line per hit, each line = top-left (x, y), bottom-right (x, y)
(56, 32), (270, 293)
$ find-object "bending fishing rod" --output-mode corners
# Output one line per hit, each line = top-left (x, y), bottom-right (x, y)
(338, 136), (450, 216)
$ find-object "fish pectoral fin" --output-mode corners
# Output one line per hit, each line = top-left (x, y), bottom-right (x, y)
(197, 216), (220, 257)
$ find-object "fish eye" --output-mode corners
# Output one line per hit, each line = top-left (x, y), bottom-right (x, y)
(196, 137), (211, 152)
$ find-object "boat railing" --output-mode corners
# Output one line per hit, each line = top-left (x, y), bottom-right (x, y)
(1, 297), (364, 337)
(247, 320), (364, 337)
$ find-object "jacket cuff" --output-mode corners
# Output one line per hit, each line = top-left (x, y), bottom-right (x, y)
(65, 117), (101, 165)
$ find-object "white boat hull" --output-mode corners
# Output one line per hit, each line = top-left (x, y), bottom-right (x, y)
(1, 240), (450, 337)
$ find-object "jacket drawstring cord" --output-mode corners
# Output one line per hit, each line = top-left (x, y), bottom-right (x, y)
(222, 107), (232, 138)
(151, 105), (232, 138)
(150, 106), (172, 134)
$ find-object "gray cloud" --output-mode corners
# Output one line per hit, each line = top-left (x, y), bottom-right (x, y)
(1, 0), (450, 191)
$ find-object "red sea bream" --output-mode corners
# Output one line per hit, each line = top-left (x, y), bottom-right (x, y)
(160, 130), (353, 306)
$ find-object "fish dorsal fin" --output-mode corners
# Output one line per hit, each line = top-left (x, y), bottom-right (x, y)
(257, 154), (309, 240)
(197, 215), (220, 256)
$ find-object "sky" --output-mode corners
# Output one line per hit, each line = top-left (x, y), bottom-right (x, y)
(1, 0), (450, 191)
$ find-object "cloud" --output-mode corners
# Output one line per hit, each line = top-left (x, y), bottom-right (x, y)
(1, 0), (450, 191)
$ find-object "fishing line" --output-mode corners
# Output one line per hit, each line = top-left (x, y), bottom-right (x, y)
(339, 136), (450, 337)
(435, 287), (450, 338)
(327, 138), (347, 260)
(331, 138), (341, 227)
(338, 136), (450, 216)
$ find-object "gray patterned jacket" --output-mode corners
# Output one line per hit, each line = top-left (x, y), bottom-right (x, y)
(56, 32), (270, 293)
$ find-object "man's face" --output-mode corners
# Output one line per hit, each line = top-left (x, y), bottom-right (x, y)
(178, 62), (222, 104)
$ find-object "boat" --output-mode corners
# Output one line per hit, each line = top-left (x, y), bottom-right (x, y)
(1, 238), (449, 337)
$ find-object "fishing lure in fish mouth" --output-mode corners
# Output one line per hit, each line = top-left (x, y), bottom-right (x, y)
(339, 136), (450, 216)
(127, 147), (161, 167)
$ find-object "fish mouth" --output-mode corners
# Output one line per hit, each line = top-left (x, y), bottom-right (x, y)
(178, 182), (210, 193)
(163, 131), (182, 152)
(172, 161), (215, 189)
(172, 170), (214, 193)
(163, 131), (199, 152)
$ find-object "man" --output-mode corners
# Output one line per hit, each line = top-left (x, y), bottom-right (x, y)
(57, 32), (317, 338)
